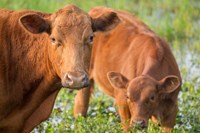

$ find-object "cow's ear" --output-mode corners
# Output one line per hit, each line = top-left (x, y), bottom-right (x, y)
(107, 71), (129, 89)
(20, 14), (50, 34)
(89, 10), (120, 32)
(158, 75), (180, 93)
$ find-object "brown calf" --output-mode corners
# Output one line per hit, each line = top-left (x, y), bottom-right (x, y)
(74, 7), (181, 132)
(0, 5), (120, 133)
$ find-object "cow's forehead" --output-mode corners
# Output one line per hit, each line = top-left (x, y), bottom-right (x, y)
(51, 5), (91, 28)
(129, 76), (156, 87)
(128, 76), (157, 100)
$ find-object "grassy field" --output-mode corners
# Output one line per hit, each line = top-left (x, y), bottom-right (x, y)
(0, 0), (200, 132)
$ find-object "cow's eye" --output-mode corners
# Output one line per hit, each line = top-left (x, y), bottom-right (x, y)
(50, 37), (56, 43)
(50, 37), (62, 46)
(88, 34), (94, 44)
(50, 37), (57, 45)
(150, 96), (155, 101)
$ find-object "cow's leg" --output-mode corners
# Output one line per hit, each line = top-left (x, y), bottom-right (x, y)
(22, 90), (60, 133)
(160, 106), (178, 132)
(115, 93), (131, 132)
(73, 79), (94, 118)
(0, 78), (59, 132)
(0, 126), (22, 133)
(0, 109), (24, 133)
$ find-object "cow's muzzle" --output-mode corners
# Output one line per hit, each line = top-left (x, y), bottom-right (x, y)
(62, 71), (90, 89)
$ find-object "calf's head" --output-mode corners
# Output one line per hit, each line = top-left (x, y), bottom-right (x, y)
(107, 72), (180, 128)
(19, 5), (120, 89)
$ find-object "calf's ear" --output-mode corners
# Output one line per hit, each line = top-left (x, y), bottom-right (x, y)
(89, 9), (120, 32)
(107, 71), (129, 89)
(19, 14), (50, 34)
(159, 75), (180, 93)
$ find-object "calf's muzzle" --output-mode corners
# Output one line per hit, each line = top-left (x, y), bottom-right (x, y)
(131, 119), (148, 129)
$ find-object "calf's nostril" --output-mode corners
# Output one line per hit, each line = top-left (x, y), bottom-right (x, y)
(139, 120), (147, 128)
(133, 120), (147, 129)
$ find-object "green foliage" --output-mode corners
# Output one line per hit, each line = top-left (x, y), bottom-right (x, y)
(1, 0), (200, 132)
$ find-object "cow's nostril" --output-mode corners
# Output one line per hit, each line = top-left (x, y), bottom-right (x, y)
(82, 74), (90, 87)
(82, 74), (88, 82)
(66, 74), (74, 86)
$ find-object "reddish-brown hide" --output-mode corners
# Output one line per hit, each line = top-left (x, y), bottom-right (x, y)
(0, 5), (120, 133)
(74, 7), (181, 132)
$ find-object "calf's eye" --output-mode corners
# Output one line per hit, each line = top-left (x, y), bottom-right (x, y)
(150, 96), (155, 101)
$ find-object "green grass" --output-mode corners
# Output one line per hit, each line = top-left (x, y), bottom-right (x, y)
(1, 0), (200, 132)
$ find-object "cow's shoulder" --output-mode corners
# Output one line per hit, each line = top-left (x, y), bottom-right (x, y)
(145, 35), (165, 61)
(0, 8), (12, 31)
(129, 31), (165, 62)
(0, 8), (12, 18)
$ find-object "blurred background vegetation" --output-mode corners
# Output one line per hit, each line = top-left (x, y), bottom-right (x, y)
(0, 0), (200, 132)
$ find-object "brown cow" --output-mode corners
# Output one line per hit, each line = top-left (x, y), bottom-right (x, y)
(0, 5), (120, 133)
(74, 7), (181, 132)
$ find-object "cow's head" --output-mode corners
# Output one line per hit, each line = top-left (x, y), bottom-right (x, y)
(19, 5), (120, 89)
(107, 72), (180, 129)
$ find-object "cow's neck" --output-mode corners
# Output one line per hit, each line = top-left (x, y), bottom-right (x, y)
(0, 29), (61, 119)
(9, 32), (60, 90)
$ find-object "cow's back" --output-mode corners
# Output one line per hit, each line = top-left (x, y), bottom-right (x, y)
(0, 8), (11, 31)
(91, 8), (181, 97)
